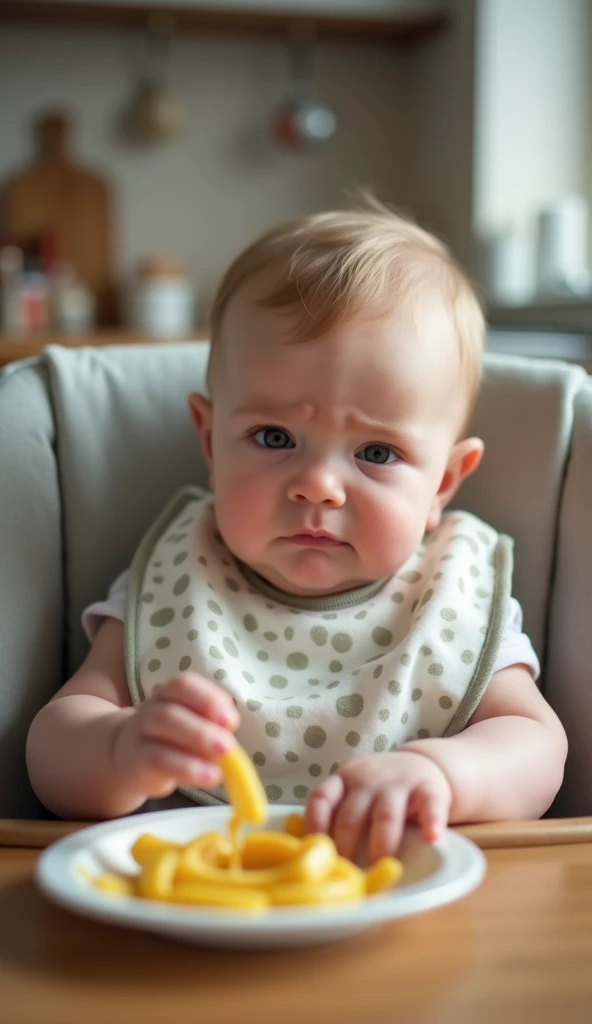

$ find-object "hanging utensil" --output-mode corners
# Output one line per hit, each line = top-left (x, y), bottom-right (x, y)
(121, 12), (185, 146)
(272, 25), (337, 152)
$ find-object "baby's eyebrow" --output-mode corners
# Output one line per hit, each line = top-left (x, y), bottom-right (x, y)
(344, 413), (428, 452)
(232, 402), (309, 419)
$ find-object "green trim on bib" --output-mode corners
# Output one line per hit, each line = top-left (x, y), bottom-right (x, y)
(125, 485), (227, 807)
(443, 533), (513, 736)
(237, 561), (391, 610)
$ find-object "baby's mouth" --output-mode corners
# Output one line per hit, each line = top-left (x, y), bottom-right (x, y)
(284, 531), (346, 548)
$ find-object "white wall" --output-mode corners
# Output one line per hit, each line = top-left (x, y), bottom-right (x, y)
(473, 0), (591, 238)
(400, 0), (476, 271)
(0, 24), (406, 321)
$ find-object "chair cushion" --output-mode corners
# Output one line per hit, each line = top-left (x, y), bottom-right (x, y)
(0, 360), (63, 816)
(545, 381), (592, 815)
(456, 354), (587, 662)
(43, 342), (210, 675)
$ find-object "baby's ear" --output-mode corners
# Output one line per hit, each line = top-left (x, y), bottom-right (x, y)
(188, 393), (214, 482)
(426, 438), (484, 531)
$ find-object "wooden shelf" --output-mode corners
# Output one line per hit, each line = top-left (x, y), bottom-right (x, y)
(0, 1), (448, 40)
(488, 298), (592, 335)
(0, 328), (208, 369)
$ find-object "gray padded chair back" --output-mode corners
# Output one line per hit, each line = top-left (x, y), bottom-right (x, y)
(545, 382), (592, 815)
(456, 357), (586, 662)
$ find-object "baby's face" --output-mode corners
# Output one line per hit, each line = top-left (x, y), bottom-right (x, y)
(196, 286), (474, 597)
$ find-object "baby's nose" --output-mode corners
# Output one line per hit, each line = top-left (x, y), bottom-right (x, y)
(287, 462), (346, 507)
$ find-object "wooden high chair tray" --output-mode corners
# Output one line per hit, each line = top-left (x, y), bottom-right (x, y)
(1, 815), (591, 849)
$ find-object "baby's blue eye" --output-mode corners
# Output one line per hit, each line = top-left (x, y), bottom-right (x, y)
(254, 427), (295, 449)
(357, 444), (397, 465)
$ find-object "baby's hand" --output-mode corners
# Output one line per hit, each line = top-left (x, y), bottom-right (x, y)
(305, 751), (452, 864)
(111, 673), (239, 800)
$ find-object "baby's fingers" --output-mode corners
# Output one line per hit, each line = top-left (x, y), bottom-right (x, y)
(412, 781), (450, 843)
(154, 673), (239, 730)
(367, 788), (409, 864)
(137, 742), (222, 797)
(141, 700), (234, 761)
(305, 773), (345, 836)
(331, 789), (374, 862)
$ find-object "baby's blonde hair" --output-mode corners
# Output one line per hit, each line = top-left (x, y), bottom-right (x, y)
(209, 196), (485, 426)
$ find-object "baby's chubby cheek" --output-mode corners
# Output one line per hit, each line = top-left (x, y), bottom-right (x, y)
(212, 476), (275, 564)
(357, 503), (427, 579)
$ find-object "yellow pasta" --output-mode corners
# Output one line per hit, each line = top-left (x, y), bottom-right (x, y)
(284, 812), (306, 838)
(131, 833), (181, 867)
(218, 744), (267, 829)
(93, 873), (137, 897)
(280, 834), (336, 884)
(90, 741), (404, 910)
(332, 856), (367, 888)
(365, 856), (404, 895)
(268, 877), (365, 907)
(169, 883), (269, 911)
(136, 848), (180, 900)
(241, 831), (301, 869)
(176, 846), (290, 890)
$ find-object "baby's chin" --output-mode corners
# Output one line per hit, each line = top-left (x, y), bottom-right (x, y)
(253, 551), (374, 598)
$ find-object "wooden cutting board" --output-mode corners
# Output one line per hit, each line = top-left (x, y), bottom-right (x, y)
(3, 111), (115, 324)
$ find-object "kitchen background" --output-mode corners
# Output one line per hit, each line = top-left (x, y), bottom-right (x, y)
(1, 0), (592, 365)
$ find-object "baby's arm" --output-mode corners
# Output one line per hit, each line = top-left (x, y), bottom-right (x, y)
(26, 618), (238, 820)
(403, 664), (568, 822)
(306, 666), (567, 862)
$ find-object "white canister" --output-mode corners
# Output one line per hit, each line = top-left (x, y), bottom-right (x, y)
(536, 195), (591, 297)
(482, 227), (535, 307)
(128, 259), (195, 338)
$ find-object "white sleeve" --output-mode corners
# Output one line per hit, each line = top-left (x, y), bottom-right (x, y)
(491, 596), (540, 680)
(81, 569), (129, 643)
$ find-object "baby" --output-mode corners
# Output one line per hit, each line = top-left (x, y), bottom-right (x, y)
(26, 200), (567, 864)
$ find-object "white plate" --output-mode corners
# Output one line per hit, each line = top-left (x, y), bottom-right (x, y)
(36, 805), (486, 950)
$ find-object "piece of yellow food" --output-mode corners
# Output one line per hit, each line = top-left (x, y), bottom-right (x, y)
(136, 848), (180, 900)
(176, 845), (289, 890)
(333, 856), (367, 887)
(280, 834), (336, 884)
(268, 877), (364, 906)
(365, 857), (404, 895)
(284, 812), (306, 838)
(218, 743), (268, 867)
(131, 833), (181, 867)
(218, 744), (267, 828)
(241, 831), (301, 869)
(89, 740), (403, 910)
(93, 872), (137, 897)
(170, 884), (270, 911)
